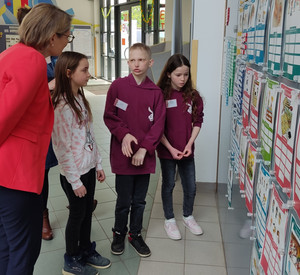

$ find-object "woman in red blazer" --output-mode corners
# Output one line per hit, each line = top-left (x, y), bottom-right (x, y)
(0, 4), (72, 275)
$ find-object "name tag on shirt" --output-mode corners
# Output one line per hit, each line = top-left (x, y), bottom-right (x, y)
(114, 98), (128, 111)
(166, 99), (177, 108)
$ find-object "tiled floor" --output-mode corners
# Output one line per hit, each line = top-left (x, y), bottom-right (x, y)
(33, 85), (252, 275)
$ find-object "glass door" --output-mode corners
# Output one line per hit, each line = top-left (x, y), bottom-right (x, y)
(118, 3), (141, 77)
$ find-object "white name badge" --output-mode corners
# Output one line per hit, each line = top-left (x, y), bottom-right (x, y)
(114, 98), (128, 111)
(166, 99), (177, 108)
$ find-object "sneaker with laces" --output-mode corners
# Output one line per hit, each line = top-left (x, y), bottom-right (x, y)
(164, 218), (181, 240)
(62, 253), (99, 275)
(183, 215), (203, 235)
(128, 233), (151, 257)
(83, 242), (111, 269)
(111, 231), (125, 255)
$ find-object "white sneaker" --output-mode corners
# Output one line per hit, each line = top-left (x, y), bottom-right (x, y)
(164, 218), (182, 240)
(239, 219), (252, 239)
(183, 216), (203, 235)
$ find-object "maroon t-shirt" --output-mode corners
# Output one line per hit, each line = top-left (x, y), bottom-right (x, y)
(104, 74), (166, 174)
(156, 89), (204, 159)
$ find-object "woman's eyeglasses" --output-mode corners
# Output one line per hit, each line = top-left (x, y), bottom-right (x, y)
(57, 33), (75, 43)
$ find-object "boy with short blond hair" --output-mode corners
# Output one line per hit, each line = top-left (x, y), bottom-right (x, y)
(104, 43), (166, 257)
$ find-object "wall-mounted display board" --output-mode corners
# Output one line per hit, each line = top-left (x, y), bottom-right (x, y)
(274, 84), (300, 195)
(243, 66), (254, 128)
(267, 0), (285, 75)
(283, 212), (300, 275)
(255, 0), (270, 64)
(231, 117), (243, 175)
(283, 0), (300, 82)
(227, 163), (234, 207)
(247, 0), (259, 62)
(292, 119), (300, 218)
(225, 1), (300, 274)
(255, 162), (272, 254)
(245, 142), (259, 213)
(0, 25), (18, 53)
(260, 184), (289, 275)
(249, 69), (264, 140)
(239, 129), (249, 192)
(242, 2), (251, 56)
(250, 241), (264, 274)
(232, 61), (246, 116)
(260, 78), (280, 163)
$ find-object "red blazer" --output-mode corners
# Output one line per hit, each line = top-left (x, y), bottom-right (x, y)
(0, 43), (54, 194)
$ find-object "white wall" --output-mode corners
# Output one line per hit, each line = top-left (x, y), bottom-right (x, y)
(56, 0), (94, 24)
(192, 0), (227, 183)
(165, 0), (191, 43)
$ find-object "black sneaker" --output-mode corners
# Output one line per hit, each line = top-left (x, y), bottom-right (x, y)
(83, 241), (111, 269)
(111, 231), (125, 255)
(128, 233), (151, 257)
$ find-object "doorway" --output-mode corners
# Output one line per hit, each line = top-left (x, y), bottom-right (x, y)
(116, 3), (142, 77)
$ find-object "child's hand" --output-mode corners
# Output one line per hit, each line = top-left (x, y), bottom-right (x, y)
(74, 185), (87, 198)
(169, 147), (184, 160)
(122, 133), (138, 157)
(132, 148), (147, 166)
(182, 144), (192, 157)
(97, 169), (106, 182)
(48, 78), (56, 91)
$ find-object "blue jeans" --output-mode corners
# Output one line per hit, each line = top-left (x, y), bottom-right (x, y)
(114, 174), (150, 235)
(160, 158), (196, 220)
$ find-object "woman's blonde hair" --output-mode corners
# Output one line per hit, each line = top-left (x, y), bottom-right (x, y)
(19, 3), (72, 51)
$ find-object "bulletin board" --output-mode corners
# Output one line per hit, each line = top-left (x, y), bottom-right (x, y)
(0, 24), (19, 53)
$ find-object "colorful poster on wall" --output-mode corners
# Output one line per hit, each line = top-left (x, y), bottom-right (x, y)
(245, 142), (258, 213)
(250, 241), (264, 274)
(232, 62), (246, 116)
(0, 25), (18, 53)
(231, 117), (243, 174)
(283, 0), (300, 82)
(260, 78), (280, 163)
(284, 213), (300, 275)
(293, 119), (300, 218)
(255, 0), (269, 64)
(236, 4), (244, 56)
(274, 84), (300, 195)
(260, 184), (289, 275)
(227, 163), (234, 207)
(247, 0), (258, 62)
(239, 129), (249, 192)
(241, 2), (250, 56)
(0, 0), (58, 24)
(249, 70), (264, 141)
(255, 163), (272, 254)
(242, 67), (254, 128)
(267, 0), (285, 75)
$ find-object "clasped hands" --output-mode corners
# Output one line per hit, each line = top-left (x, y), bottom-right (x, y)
(169, 145), (192, 160)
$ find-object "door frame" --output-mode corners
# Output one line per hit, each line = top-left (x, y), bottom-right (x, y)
(115, 1), (141, 78)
